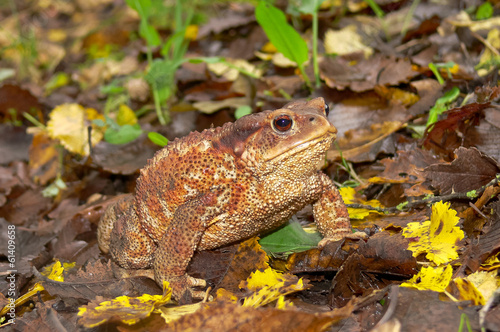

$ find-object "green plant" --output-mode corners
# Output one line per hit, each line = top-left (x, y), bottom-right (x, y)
(429, 61), (456, 85)
(126, 0), (194, 125)
(255, 1), (311, 88)
(294, 0), (324, 87)
(426, 86), (460, 128)
(408, 86), (460, 138)
(476, 2), (493, 20)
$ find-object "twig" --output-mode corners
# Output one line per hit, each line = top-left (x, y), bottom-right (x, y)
(347, 173), (500, 213)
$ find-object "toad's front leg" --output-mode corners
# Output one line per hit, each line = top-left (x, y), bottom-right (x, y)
(153, 188), (226, 304)
(311, 172), (366, 247)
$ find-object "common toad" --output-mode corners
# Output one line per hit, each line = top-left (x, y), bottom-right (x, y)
(98, 98), (358, 302)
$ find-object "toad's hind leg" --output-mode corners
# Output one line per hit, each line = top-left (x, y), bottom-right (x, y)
(153, 188), (228, 304)
(107, 203), (156, 269)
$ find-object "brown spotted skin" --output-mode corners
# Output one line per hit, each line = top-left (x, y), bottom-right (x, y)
(97, 97), (354, 302)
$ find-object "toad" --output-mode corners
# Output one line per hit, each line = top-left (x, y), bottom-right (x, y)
(98, 97), (360, 302)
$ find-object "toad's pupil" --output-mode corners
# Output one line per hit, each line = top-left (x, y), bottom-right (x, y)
(275, 117), (292, 131)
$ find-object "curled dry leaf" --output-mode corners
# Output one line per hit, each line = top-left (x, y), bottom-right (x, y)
(327, 121), (403, 163)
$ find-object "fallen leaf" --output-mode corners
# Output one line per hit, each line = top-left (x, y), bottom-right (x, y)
(340, 187), (384, 219)
(403, 201), (464, 265)
(401, 265), (453, 292)
(240, 267), (309, 308)
(47, 104), (105, 156)
(424, 147), (500, 195)
(324, 25), (373, 58)
(328, 121), (403, 163)
(193, 97), (250, 114)
(450, 278), (485, 305)
(77, 281), (172, 328)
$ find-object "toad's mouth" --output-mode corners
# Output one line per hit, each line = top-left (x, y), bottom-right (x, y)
(263, 131), (336, 162)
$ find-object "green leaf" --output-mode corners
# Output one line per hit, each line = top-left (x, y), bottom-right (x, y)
(259, 219), (322, 255)
(234, 105), (252, 119)
(139, 20), (161, 47)
(148, 132), (169, 147)
(255, 2), (309, 66)
(104, 124), (143, 145)
(476, 2), (493, 20)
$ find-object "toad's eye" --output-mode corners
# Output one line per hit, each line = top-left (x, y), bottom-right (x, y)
(273, 115), (293, 132)
(324, 104), (330, 116)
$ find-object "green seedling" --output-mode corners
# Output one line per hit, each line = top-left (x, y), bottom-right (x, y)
(429, 61), (456, 85)
(458, 313), (472, 332)
(409, 86), (460, 138)
(126, 0), (194, 125)
(426, 86), (460, 128)
(295, 0), (325, 87)
(93, 116), (143, 145)
(255, 2), (311, 88)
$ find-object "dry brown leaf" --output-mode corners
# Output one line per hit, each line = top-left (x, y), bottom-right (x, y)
(29, 131), (59, 185)
(166, 300), (353, 332)
(328, 121), (404, 163)
(424, 147), (500, 195)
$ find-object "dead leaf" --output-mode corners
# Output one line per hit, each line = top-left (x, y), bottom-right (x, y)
(403, 201), (464, 265)
(166, 300), (353, 332)
(423, 103), (490, 158)
(424, 147), (500, 195)
(28, 131), (59, 185)
(328, 121), (403, 163)
(324, 25), (373, 58)
(320, 54), (418, 92)
(0, 126), (32, 164)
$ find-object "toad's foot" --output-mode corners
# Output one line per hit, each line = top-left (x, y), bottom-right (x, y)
(166, 274), (211, 304)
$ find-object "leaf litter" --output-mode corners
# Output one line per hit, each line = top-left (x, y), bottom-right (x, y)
(1, 0), (500, 331)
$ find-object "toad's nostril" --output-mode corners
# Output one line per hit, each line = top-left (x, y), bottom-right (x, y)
(309, 117), (315, 122)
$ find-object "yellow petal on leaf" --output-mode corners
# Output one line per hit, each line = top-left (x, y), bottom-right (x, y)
(47, 104), (105, 156)
(403, 201), (464, 265)
(401, 265), (453, 292)
(340, 187), (383, 219)
(452, 278), (485, 305)
(240, 267), (307, 308)
(77, 281), (172, 328)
